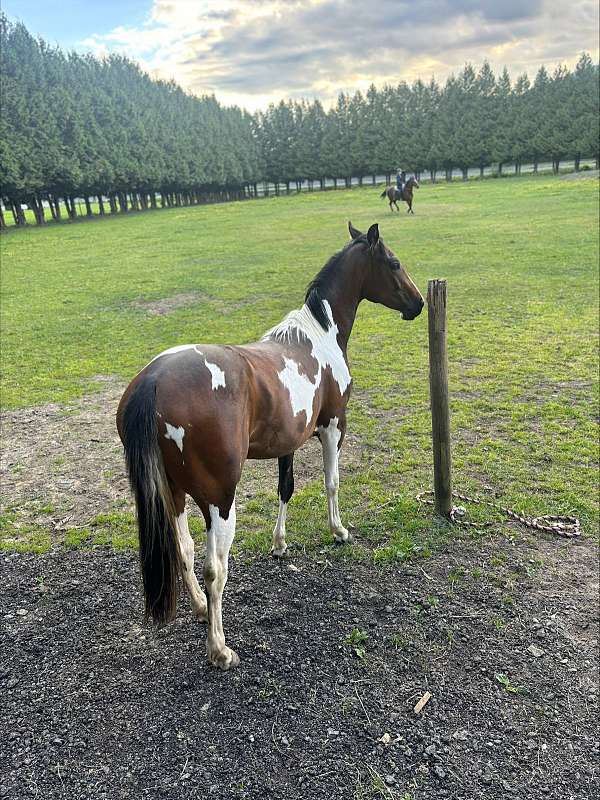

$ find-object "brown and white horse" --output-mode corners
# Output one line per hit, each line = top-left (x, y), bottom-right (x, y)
(116, 222), (423, 669)
(381, 176), (420, 213)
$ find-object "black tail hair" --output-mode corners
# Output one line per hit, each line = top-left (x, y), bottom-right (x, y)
(121, 376), (179, 623)
(380, 189), (387, 198)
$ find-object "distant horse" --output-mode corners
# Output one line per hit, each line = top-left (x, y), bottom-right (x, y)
(116, 222), (423, 670)
(381, 176), (420, 213)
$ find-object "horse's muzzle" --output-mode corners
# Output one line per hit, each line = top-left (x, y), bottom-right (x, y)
(402, 297), (424, 320)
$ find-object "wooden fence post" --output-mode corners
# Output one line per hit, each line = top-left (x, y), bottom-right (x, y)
(427, 279), (453, 518)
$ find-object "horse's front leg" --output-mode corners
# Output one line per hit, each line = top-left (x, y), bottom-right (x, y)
(271, 453), (294, 557)
(317, 416), (349, 543)
(200, 491), (239, 670)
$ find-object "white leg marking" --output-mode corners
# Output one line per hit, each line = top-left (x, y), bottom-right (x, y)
(164, 422), (185, 453)
(271, 499), (288, 557)
(203, 501), (239, 670)
(317, 417), (349, 542)
(175, 512), (207, 621)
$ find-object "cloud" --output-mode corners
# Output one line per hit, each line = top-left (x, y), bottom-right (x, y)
(80, 0), (599, 110)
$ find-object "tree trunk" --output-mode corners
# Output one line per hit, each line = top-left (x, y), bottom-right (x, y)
(498, 162), (503, 175)
(479, 165), (484, 178)
(97, 195), (105, 215)
(29, 196), (41, 225)
(130, 193), (139, 211)
(533, 159), (538, 173)
(66, 197), (77, 219)
(10, 201), (19, 225)
(574, 155), (580, 171)
(84, 196), (93, 217)
(48, 197), (58, 222)
(36, 195), (46, 224)
(0, 204), (6, 230)
(118, 192), (128, 213)
(445, 168), (452, 181)
(461, 168), (468, 181)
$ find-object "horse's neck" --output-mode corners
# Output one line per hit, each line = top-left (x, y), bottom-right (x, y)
(318, 263), (363, 350)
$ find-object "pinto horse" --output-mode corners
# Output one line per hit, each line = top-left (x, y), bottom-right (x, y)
(381, 176), (420, 213)
(116, 222), (424, 669)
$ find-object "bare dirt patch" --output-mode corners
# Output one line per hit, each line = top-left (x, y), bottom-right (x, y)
(559, 169), (599, 181)
(130, 292), (253, 316)
(131, 291), (204, 316)
(1, 533), (597, 799)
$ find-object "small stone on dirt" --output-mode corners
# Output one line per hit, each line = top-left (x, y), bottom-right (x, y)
(16, 609), (28, 616)
(527, 644), (545, 658)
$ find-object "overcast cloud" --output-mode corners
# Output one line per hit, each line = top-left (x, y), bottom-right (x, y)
(81, 0), (599, 109)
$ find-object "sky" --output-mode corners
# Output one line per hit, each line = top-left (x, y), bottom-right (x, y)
(4, 0), (599, 111)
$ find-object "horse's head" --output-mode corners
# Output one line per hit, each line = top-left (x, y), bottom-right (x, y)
(348, 222), (424, 320)
(408, 175), (420, 189)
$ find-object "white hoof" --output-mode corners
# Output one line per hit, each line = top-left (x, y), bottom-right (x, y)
(333, 526), (350, 544)
(208, 645), (240, 671)
(270, 543), (288, 558)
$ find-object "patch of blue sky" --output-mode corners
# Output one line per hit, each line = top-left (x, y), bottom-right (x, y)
(2, 0), (151, 50)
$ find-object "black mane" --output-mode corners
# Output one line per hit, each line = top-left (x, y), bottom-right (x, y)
(305, 238), (365, 330)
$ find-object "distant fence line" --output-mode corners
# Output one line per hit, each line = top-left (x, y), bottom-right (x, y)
(1, 158), (597, 228)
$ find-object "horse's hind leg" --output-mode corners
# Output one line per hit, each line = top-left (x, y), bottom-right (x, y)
(173, 491), (208, 621)
(317, 417), (349, 543)
(196, 490), (239, 670)
(271, 454), (294, 557)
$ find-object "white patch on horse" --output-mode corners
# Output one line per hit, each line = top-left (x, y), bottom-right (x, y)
(263, 300), (351, 396)
(312, 300), (351, 394)
(195, 348), (226, 390)
(164, 422), (185, 453)
(277, 357), (319, 422)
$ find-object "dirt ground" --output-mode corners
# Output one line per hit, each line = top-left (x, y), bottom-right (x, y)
(1, 382), (598, 799)
(1, 530), (598, 800)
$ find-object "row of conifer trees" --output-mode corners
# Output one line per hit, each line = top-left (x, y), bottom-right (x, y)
(1, 13), (598, 227)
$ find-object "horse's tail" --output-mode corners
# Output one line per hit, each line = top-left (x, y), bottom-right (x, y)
(380, 188), (388, 198)
(120, 376), (180, 624)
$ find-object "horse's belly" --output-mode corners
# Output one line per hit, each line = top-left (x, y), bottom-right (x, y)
(247, 417), (314, 459)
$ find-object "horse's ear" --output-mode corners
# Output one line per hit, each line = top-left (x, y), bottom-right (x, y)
(348, 221), (362, 240)
(367, 223), (380, 250)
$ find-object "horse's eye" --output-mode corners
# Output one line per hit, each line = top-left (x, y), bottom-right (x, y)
(389, 260), (400, 271)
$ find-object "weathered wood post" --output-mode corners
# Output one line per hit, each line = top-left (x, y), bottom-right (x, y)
(427, 279), (453, 518)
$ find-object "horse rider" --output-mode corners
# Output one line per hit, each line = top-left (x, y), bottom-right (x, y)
(396, 168), (406, 196)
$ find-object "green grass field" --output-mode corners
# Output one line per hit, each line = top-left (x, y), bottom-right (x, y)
(1, 174), (598, 556)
